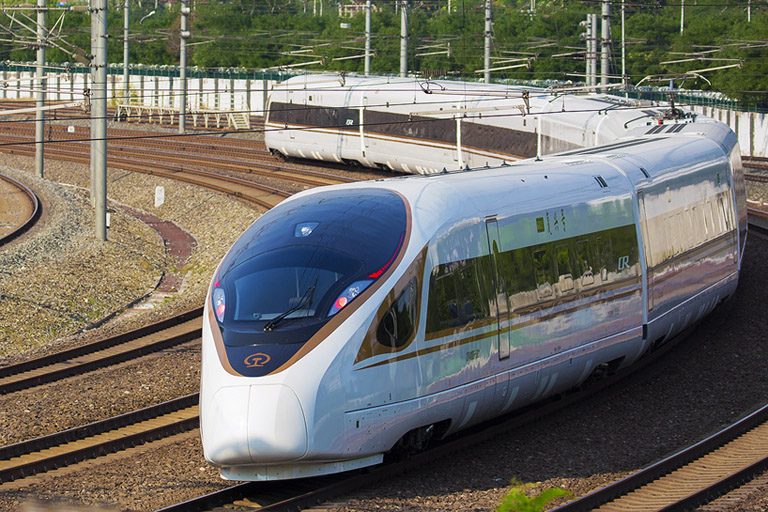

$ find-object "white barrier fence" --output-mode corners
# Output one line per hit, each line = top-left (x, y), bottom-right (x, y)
(0, 69), (278, 120)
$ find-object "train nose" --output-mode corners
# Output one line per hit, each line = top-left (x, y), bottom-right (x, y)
(203, 384), (308, 464)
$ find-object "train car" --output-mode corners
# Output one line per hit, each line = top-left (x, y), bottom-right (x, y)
(200, 113), (747, 480)
(264, 74), (695, 174)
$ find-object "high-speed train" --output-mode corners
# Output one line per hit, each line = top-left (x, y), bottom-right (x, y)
(264, 74), (696, 174)
(201, 78), (747, 481)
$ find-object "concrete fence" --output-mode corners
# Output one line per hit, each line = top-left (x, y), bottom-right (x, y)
(0, 69), (279, 118)
(691, 105), (768, 158)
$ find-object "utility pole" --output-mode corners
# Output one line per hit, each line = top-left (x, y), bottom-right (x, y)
(484, 0), (491, 84)
(91, 0), (108, 241)
(179, 0), (189, 134)
(583, 13), (597, 87)
(123, 0), (129, 101)
(400, 0), (408, 77)
(35, 0), (46, 179)
(365, 0), (371, 75)
(601, 0), (610, 90)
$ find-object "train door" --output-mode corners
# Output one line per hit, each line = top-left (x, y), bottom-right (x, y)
(637, 190), (653, 312)
(485, 218), (511, 360)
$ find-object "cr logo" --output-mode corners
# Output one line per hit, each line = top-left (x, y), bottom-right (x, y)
(618, 255), (630, 271)
(244, 353), (271, 368)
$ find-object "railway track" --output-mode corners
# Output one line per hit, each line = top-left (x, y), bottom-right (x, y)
(0, 122), (355, 209)
(551, 403), (768, 512)
(0, 99), (263, 133)
(0, 394), (199, 485)
(0, 308), (201, 395)
(0, 172), (40, 245)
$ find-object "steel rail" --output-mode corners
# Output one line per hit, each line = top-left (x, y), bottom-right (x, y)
(0, 308), (202, 395)
(0, 125), (353, 185)
(0, 123), (269, 154)
(0, 140), (290, 210)
(743, 156), (768, 171)
(0, 101), (263, 133)
(0, 172), (40, 246)
(747, 207), (768, 236)
(101, 144), (354, 187)
(0, 394), (199, 484)
(745, 173), (768, 183)
(550, 403), (768, 512)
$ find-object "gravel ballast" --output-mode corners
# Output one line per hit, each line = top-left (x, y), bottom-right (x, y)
(1, 145), (767, 511)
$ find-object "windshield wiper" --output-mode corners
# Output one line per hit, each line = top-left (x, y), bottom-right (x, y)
(264, 277), (317, 332)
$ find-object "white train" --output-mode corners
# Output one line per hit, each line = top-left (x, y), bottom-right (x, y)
(200, 77), (747, 481)
(264, 74), (697, 174)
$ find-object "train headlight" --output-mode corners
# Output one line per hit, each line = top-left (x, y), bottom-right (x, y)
(328, 280), (372, 316)
(213, 285), (226, 323)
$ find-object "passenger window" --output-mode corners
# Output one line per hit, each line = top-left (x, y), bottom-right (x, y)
(377, 279), (416, 348)
(576, 240), (594, 285)
(533, 249), (554, 298)
(595, 236), (610, 281)
(555, 245), (573, 292)
(426, 258), (492, 335)
(455, 259), (490, 324)
(719, 197), (730, 231)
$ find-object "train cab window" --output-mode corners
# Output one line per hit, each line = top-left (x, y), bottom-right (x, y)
(213, 188), (408, 346)
(376, 279), (416, 348)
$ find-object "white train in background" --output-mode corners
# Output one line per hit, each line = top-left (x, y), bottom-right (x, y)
(264, 74), (698, 174)
(200, 74), (747, 481)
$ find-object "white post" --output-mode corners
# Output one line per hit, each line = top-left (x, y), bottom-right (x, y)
(621, 0), (626, 95)
(589, 13), (597, 87)
(179, 0), (189, 134)
(680, 0), (684, 34)
(35, 0), (46, 179)
(484, 0), (491, 84)
(123, 0), (129, 101)
(365, 0), (371, 76)
(400, 0), (408, 77)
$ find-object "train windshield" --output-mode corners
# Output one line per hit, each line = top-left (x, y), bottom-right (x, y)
(213, 188), (408, 346)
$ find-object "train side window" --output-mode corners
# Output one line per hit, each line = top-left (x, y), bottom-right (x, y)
(555, 244), (574, 292)
(576, 240), (594, 285)
(533, 249), (554, 298)
(500, 247), (537, 312)
(426, 257), (492, 335)
(455, 259), (491, 324)
(377, 279), (417, 348)
(719, 197), (730, 231)
(595, 236), (610, 281)
(427, 264), (459, 332)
